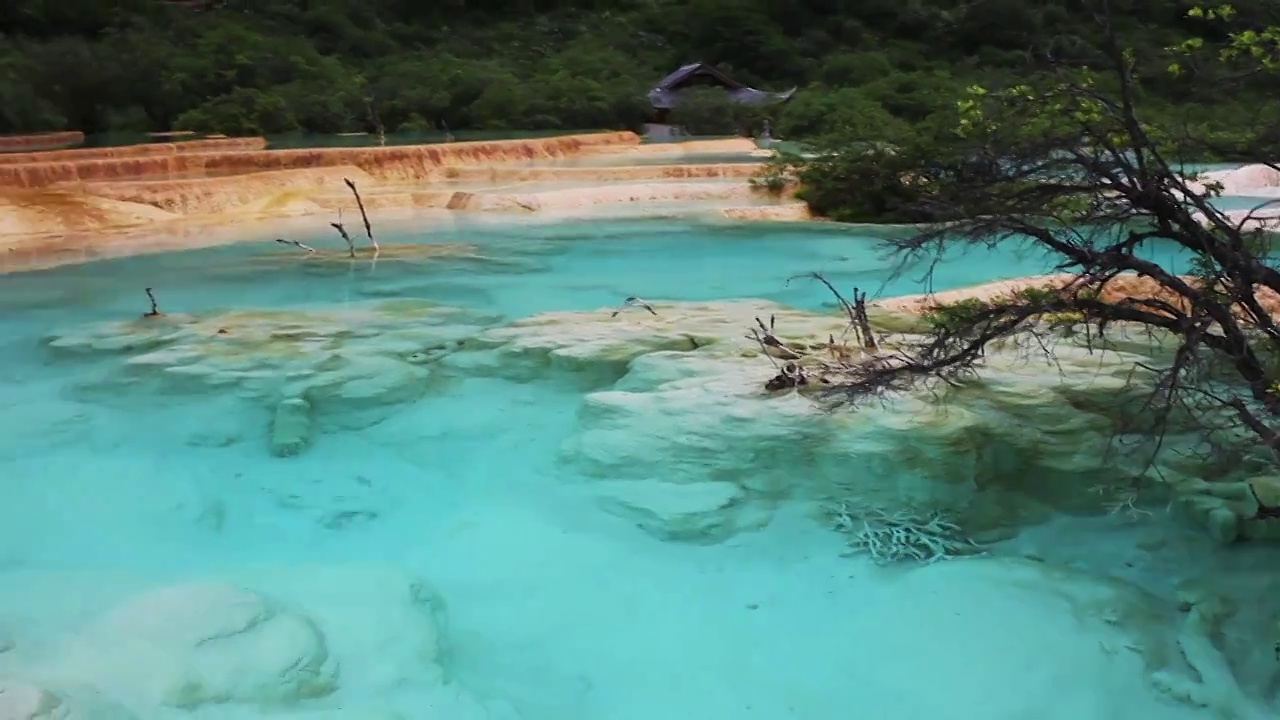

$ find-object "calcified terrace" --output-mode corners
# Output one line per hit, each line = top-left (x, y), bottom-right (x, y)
(0, 131), (808, 271)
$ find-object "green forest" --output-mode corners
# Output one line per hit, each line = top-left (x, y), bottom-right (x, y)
(0, 0), (1274, 144)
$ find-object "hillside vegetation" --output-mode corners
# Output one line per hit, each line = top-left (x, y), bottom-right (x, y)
(0, 0), (1273, 143)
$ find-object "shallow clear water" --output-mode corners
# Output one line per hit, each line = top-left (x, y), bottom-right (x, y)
(1211, 194), (1279, 213)
(0, 218), (1222, 718)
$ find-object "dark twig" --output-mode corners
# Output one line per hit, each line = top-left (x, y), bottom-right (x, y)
(748, 328), (781, 369)
(745, 314), (802, 360)
(275, 238), (315, 253)
(851, 287), (878, 350)
(343, 177), (377, 253)
(787, 272), (878, 349)
(611, 296), (659, 317)
(330, 209), (356, 258)
(142, 287), (161, 318)
(765, 361), (811, 392)
(365, 97), (386, 147)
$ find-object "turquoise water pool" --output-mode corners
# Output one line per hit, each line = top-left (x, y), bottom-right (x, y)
(0, 218), (1235, 719)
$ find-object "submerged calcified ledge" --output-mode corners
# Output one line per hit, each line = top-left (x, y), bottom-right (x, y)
(0, 563), (506, 718)
(35, 293), (1280, 715)
(44, 288), (1279, 547)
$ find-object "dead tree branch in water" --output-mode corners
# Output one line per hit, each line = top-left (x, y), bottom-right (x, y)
(765, 361), (813, 391)
(742, 314), (843, 392)
(275, 238), (315, 253)
(365, 97), (386, 147)
(342, 177), (377, 253)
(787, 272), (878, 350)
(330, 209), (356, 258)
(142, 287), (161, 318)
(851, 287), (877, 350)
(748, 314), (802, 360)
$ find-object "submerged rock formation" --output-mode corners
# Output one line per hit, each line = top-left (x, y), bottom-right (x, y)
(1149, 583), (1279, 719)
(456, 298), (848, 380)
(44, 298), (503, 453)
(41, 285), (1273, 545)
(452, 298), (1253, 546)
(0, 565), (503, 718)
(0, 678), (135, 719)
(591, 479), (772, 543)
(1173, 475), (1280, 544)
(63, 582), (338, 708)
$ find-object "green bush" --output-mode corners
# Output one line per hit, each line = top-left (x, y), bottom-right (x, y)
(174, 89), (298, 135)
(668, 88), (772, 136)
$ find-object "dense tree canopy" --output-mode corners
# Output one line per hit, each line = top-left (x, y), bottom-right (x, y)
(0, 0), (1275, 140)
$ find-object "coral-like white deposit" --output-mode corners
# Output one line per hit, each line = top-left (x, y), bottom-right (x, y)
(831, 502), (984, 564)
(0, 564), (510, 719)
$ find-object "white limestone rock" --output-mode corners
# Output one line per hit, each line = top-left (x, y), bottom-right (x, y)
(464, 299), (849, 379)
(0, 678), (63, 720)
(60, 582), (336, 710)
(1240, 517), (1280, 541)
(42, 299), (495, 416)
(562, 350), (820, 495)
(0, 565), (494, 718)
(549, 306), (1165, 531)
(0, 678), (136, 719)
(1149, 591), (1273, 719)
(1169, 477), (1275, 545)
(226, 565), (514, 719)
(256, 565), (449, 693)
(592, 479), (771, 543)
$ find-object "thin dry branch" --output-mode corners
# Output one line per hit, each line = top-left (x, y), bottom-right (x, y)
(342, 177), (377, 253)
(275, 238), (315, 253)
(787, 272), (879, 350)
(330, 209), (356, 258)
(365, 97), (386, 147)
(142, 287), (161, 318)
